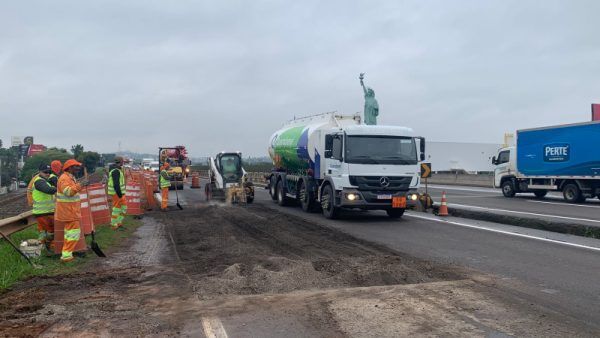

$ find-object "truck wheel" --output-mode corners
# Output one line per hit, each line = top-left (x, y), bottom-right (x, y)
(501, 181), (516, 198)
(533, 190), (547, 198)
(299, 180), (314, 212)
(321, 185), (339, 219)
(277, 180), (288, 206)
(386, 209), (405, 218)
(563, 184), (583, 203)
(269, 176), (277, 200)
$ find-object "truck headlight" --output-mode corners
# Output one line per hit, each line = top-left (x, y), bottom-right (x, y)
(345, 193), (361, 201)
(409, 193), (419, 201)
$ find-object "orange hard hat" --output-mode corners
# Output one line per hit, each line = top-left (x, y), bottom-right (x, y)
(51, 160), (62, 175)
(63, 159), (82, 171)
(162, 162), (170, 169)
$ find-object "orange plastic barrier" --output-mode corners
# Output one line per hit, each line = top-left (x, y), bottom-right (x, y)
(88, 183), (111, 226)
(191, 172), (201, 189)
(126, 181), (143, 216)
(79, 188), (93, 236)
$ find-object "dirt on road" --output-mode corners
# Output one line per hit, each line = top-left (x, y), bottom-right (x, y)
(1, 203), (598, 337)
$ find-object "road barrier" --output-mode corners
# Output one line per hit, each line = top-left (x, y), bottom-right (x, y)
(88, 183), (111, 226)
(125, 181), (143, 216)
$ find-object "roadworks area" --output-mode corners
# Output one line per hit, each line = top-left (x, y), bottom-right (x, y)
(1, 203), (597, 337)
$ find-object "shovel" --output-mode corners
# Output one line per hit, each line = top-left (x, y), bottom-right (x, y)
(173, 175), (184, 210)
(84, 168), (106, 257)
(0, 230), (41, 268)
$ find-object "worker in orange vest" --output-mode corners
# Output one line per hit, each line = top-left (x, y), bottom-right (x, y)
(55, 159), (89, 262)
(159, 163), (172, 210)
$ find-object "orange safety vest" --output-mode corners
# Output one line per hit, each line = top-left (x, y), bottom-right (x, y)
(55, 172), (82, 222)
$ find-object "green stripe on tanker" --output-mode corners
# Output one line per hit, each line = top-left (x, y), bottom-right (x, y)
(270, 125), (308, 170)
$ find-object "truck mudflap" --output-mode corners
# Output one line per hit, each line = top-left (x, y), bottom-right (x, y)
(337, 188), (419, 210)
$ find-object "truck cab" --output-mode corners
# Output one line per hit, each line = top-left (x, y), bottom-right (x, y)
(321, 125), (424, 217)
(492, 146), (516, 192)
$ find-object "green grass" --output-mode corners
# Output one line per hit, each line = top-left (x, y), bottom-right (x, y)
(0, 217), (141, 291)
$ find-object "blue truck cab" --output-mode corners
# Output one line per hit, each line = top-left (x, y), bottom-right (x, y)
(492, 121), (600, 203)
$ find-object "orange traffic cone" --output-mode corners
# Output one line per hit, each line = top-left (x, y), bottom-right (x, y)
(438, 191), (449, 216)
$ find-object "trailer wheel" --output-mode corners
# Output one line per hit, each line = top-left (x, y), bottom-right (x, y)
(277, 180), (288, 206)
(321, 185), (339, 219)
(501, 180), (516, 198)
(563, 184), (584, 203)
(269, 176), (277, 200)
(299, 180), (315, 212)
(533, 190), (547, 198)
(386, 209), (405, 218)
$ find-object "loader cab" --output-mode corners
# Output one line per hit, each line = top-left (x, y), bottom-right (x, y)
(216, 152), (243, 183)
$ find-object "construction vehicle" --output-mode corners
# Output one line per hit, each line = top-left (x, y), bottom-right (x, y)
(205, 152), (255, 204)
(266, 112), (424, 219)
(158, 146), (191, 190)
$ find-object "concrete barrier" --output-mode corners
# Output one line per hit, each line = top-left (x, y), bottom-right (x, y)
(426, 173), (493, 188)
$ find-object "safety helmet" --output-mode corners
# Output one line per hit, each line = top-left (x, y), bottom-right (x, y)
(63, 159), (82, 171)
(51, 160), (62, 175)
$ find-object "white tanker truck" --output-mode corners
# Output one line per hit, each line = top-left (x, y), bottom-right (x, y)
(266, 112), (425, 219)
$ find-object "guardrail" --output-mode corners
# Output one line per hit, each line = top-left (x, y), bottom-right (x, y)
(0, 210), (35, 237)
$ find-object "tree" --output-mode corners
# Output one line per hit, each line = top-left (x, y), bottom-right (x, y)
(77, 151), (101, 174)
(0, 148), (18, 187)
(20, 150), (73, 183)
(71, 144), (84, 158)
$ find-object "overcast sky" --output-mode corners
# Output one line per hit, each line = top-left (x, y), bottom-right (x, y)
(1, 0), (599, 157)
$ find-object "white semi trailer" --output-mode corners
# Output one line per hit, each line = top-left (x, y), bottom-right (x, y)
(267, 112), (425, 219)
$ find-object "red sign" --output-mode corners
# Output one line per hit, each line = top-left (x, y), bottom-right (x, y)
(27, 144), (46, 157)
(593, 104), (600, 121)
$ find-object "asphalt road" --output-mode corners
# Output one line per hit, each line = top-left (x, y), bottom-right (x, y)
(423, 184), (600, 227)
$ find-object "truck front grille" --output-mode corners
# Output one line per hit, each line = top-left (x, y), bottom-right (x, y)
(349, 176), (412, 191)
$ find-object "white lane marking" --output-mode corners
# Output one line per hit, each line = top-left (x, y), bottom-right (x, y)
(448, 203), (600, 224)
(527, 200), (600, 209)
(405, 213), (600, 253)
(202, 316), (228, 338)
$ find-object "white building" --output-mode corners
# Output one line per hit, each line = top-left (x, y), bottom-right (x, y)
(426, 142), (502, 173)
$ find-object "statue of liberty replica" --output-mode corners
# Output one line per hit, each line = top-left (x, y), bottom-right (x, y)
(359, 73), (379, 125)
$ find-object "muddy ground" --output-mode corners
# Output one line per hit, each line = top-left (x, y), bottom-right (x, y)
(1, 203), (598, 337)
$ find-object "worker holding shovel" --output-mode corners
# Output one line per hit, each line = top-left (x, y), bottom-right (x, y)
(55, 159), (89, 263)
(160, 162), (172, 211)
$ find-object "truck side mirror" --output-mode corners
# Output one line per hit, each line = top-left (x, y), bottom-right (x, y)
(324, 149), (332, 158)
(419, 137), (426, 161)
(491, 156), (497, 165)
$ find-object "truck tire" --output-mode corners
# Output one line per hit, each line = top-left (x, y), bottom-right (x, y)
(563, 183), (584, 203)
(386, 209), (405, 218)
(276, 180), (288, 206)
(321, 184), (339, 219)
(533, 190), (547, 198)
(501, 180), (516, 198)
(269, 176), (277, 200)
(299, 180), (315, 212)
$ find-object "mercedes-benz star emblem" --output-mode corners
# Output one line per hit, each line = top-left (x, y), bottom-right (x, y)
(379, 176), (390, 187)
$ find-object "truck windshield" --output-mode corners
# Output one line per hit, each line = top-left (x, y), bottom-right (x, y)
(346, 135), (417, 164)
